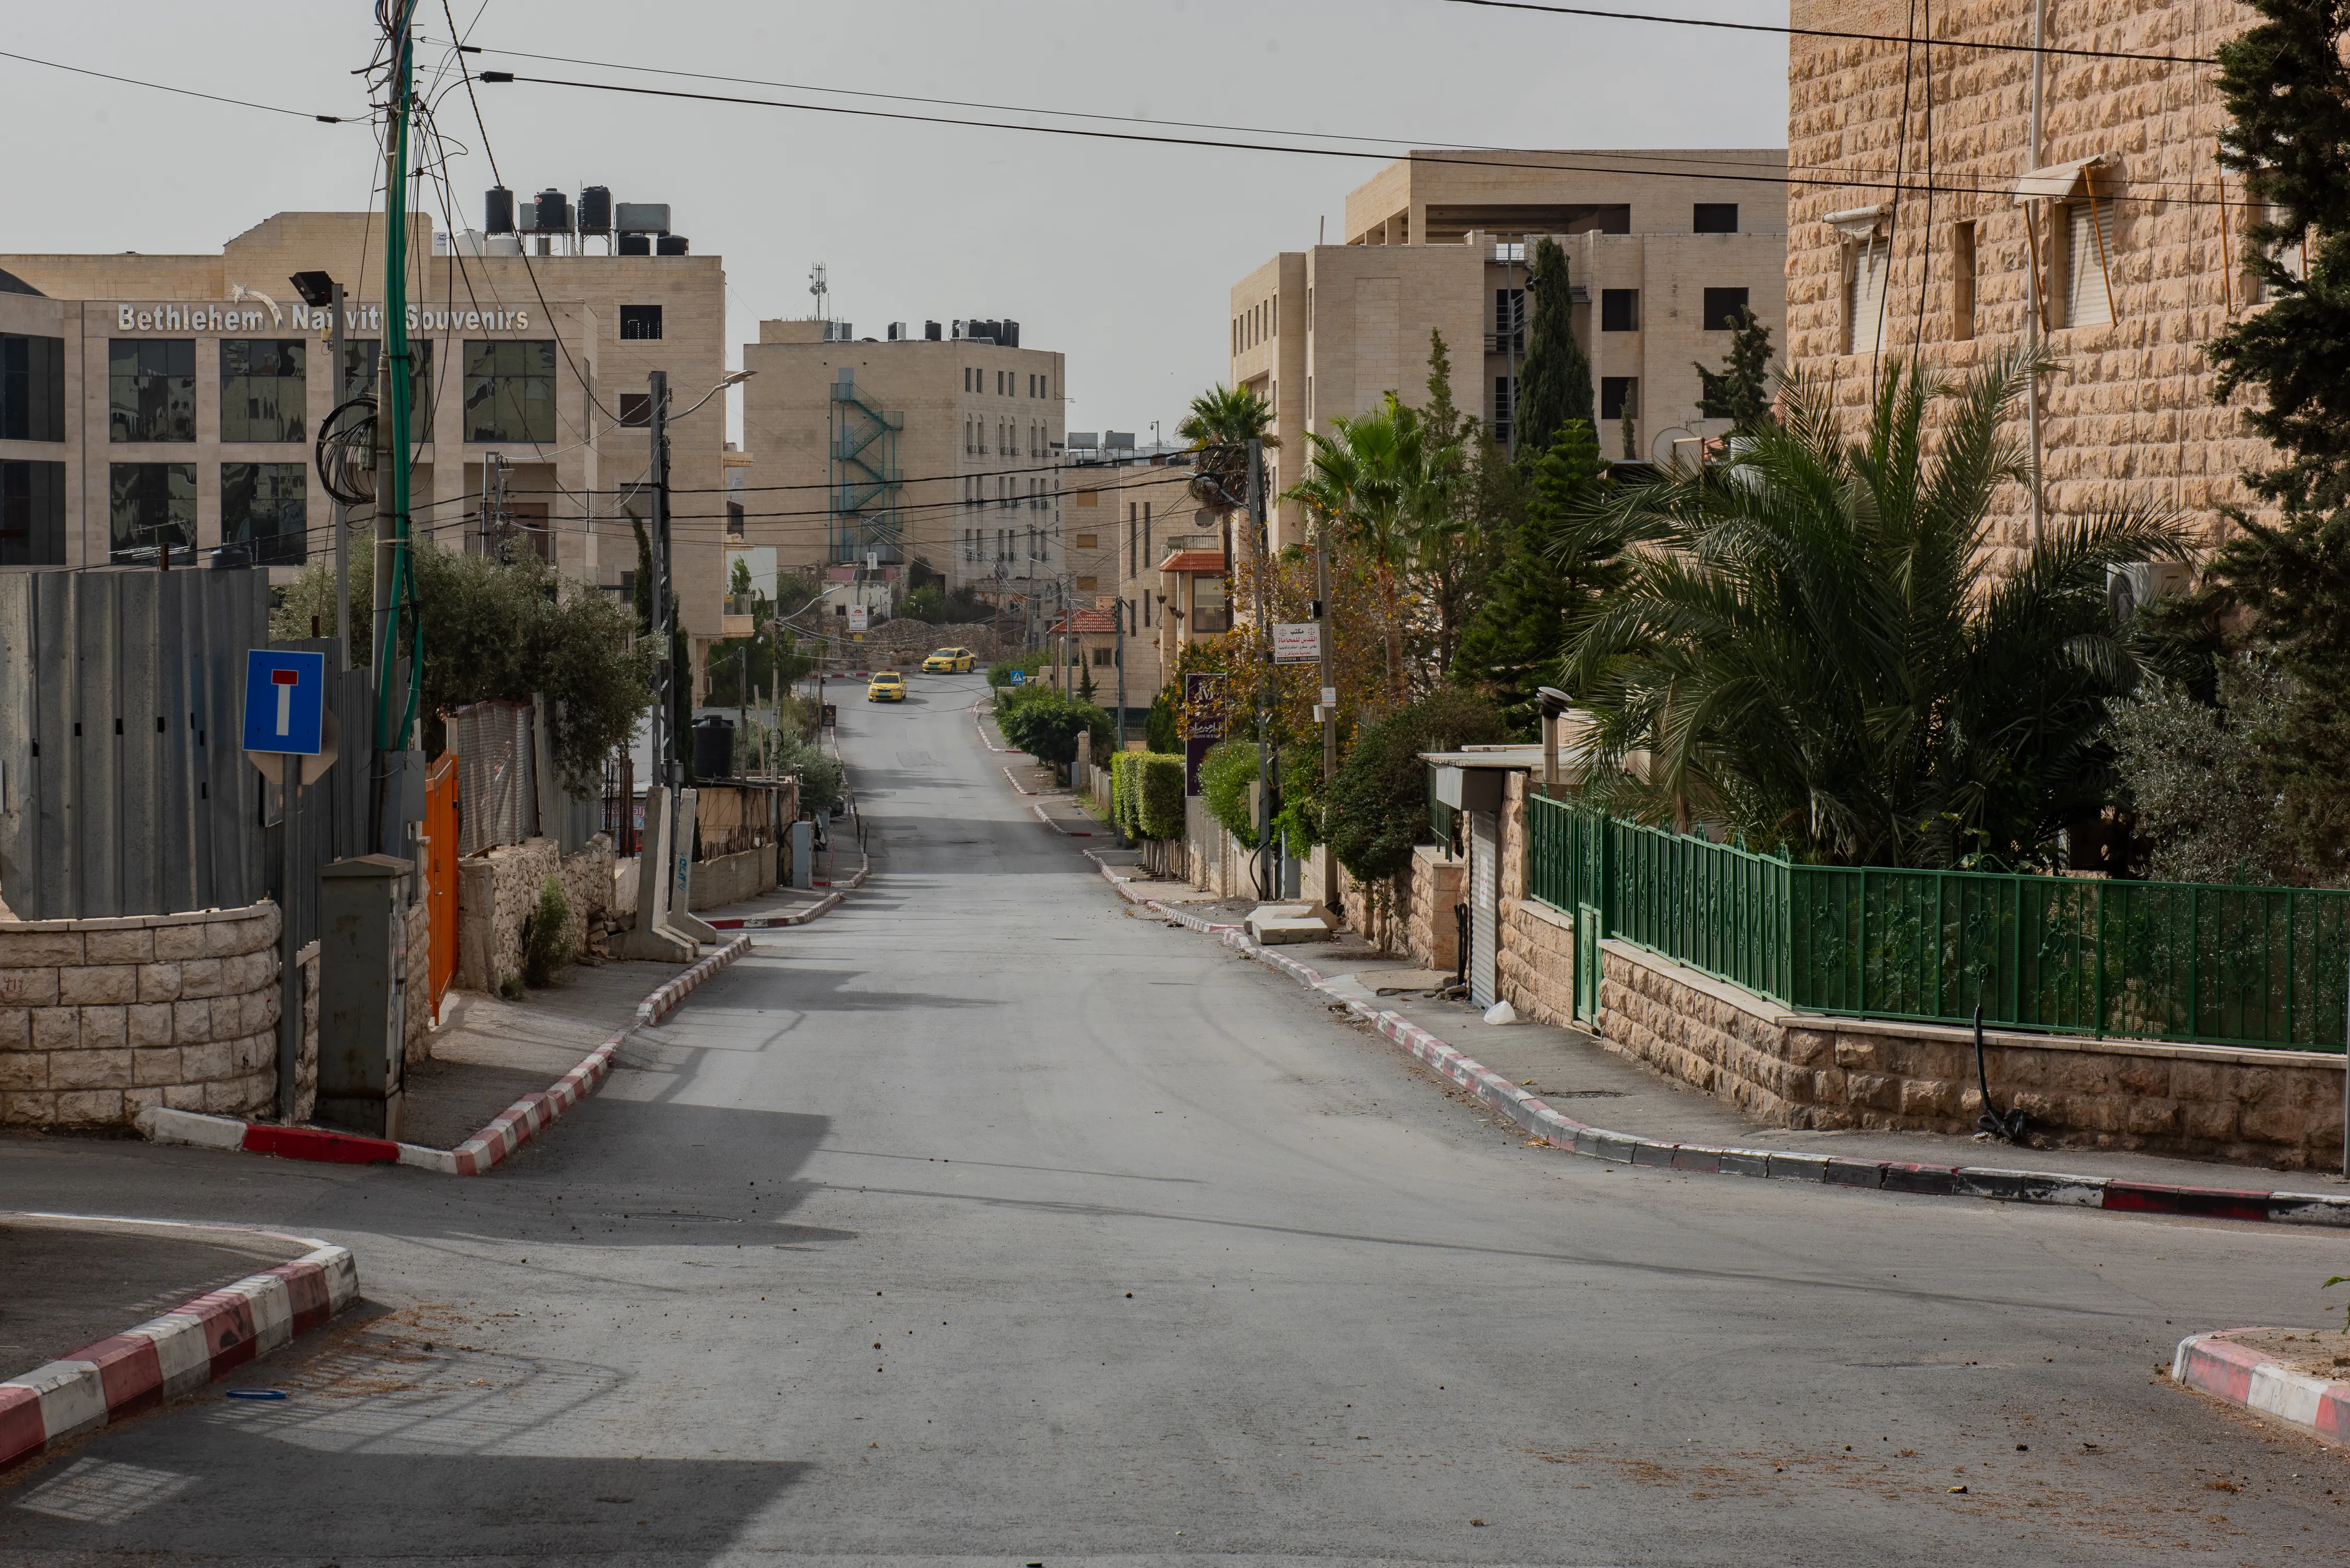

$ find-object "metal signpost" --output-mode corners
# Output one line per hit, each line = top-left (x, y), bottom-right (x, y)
(241, 651), (332, 1122)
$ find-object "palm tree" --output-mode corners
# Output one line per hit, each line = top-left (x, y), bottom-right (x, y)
(1565, 348), (2188, 865)
(1285, 395), (1460, 701)
(1178, 384), (1278, 512)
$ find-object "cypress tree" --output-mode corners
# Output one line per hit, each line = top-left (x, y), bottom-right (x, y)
(1513, 239), (1594, 462)
(1693, 307), (1777, 434)
(1451, 419), (1616, 733)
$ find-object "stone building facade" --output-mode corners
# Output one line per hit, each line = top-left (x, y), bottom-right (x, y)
(1230, 150), (1789, 551)
(1786, 0), (2271, 570)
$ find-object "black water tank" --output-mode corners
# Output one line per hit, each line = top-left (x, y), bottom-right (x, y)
(691, 715), (735, 781)
(655, 234), (689, 256)
(1002, 319), (1020, 349)
(577, 185), (612, 235)
(484, 186), (514, 234)
(533, 188), (571, 233)
(924, 320), (942, 341)
(618, 233), (652, 256)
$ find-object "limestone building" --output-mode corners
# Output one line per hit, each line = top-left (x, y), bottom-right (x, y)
(0, 206), (731, 653)
(1228, 149), (1789, 549)
(737, 316), (1067, 611)
(1785, 0), (2266, 569)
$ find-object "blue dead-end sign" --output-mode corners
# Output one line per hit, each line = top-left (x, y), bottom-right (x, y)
(242, 650), (327, 756)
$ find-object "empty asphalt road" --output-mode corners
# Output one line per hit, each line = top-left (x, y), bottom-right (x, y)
(4, 669), (2347, 1566)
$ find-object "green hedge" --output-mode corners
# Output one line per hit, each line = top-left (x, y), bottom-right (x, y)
(997, 687), (1112, 770)
(1112, 750), (1185, 840)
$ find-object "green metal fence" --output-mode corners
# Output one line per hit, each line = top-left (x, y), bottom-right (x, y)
(1524, 793), (2350, 1051)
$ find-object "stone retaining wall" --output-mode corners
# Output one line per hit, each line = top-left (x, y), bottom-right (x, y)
(1592, 939), (2348, 1171)
(0, 904), (283, 1127)
(687, 844), (776, 912)
(456, 835), (616, 994)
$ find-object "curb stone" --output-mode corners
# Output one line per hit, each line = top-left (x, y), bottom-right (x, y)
(1, 1218), (360, 1471)
(1032, 802), (1094, 838)
(703, 892), (841, 930)
(2173, 1329), (2350, 1445)
(139, 934), (756, 1177)
(1092, 853), (2350, 1230)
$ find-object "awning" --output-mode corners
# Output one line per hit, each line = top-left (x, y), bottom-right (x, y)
(1823, 203), (1890, 239)
(2013, 155), (2109, 203)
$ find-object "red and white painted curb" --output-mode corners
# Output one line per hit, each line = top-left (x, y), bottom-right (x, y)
(139, 934), (757, 1177)
(1002, 765), (1038, 795)
(1, 1218), (359, 1471)
(1085, 851), (1244, 932)
(1101, 854), (2350, 1230)
(971, 700), (1011, 753)
(2173, 1329), (2350, 1445)
(1031, 801), (1094, 838)
(637, 933), (753, 1024)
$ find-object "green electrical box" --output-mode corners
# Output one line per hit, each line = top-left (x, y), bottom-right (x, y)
(315, 854), (410, 1139)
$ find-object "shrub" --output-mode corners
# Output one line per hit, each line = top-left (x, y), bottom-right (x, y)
(1112, 751), (1185, 841)
(1201, 738), (1263, 848)
(777, 735), (844, 817)
(1326, 688), (1508, 880)
(520, 876), (572, 988)
(1144, 685), (1182, 753)
(988, 651), (1051, 689)
(998, 690), (1112, 770)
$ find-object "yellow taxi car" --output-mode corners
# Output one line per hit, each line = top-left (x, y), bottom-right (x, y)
(866, 671), (907, 702)
(921, 646), (976, 673)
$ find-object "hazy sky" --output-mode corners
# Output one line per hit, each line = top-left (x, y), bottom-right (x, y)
(5, 0), (1789, 443)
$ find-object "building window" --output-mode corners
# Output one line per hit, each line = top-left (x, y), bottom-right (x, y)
(220, 461), (308, 565)
(1952, 220), (1976, 341)
(109, 339), (195, 443)
(0, 459), (66, 565)
(1143, 502), (1152, 573)
(1694, 203), (1738, 234)
(219, 339), (307, 443)
(464, 340), (558, 443)
(340, 341), (435, 440)
(1073, 489), (1099, 508)
(1846, 238), (1889, 355)
(1076, 575), (1099, 593)
(2063, 199), (2115, 327)
(108, 462), (196, 564)
(964, 367), (972, 392)
(1075, 532), (1099, 550)
(1600, 289), (1640, 332)
(618, 392), (652, 428)
(618, 304), (663, 340)
(727, 501), (746, 538)
(1091, 645), (1114, 666)
(1701, 288), (1750, 331)
(1, 334), (66, 441)
(1493, 375), (1517, 447)
(1600, 376), (1639, 422)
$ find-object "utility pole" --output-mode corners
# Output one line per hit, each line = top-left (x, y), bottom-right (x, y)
(371, 0), (418, 856)
(651, 370), (686, 909)
(1248, 439), (1277, 901)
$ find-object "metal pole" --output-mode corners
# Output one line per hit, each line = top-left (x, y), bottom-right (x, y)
(1316, 513), (1337, 913)
(330, 281), (349, 659)
(277, 767), (302, 1122)
(651, 370), (684, 897)
(1248, 439), (1275, 899)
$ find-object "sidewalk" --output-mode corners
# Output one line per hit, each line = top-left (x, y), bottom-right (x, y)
(1302, 931), (2350, 1192)
(1, 1214), (315, 1382)
(401, 961), (679, 1150)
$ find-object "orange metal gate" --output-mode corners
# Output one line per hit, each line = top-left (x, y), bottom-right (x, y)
(424, 753), (459, 1018)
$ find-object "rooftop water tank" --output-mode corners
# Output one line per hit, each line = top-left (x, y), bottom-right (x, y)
(577, 185), (612, 235)
(617, 233), (651, 256)
(615, 202), (671, 235)
(655, 234), (689, 256)
(484, 185), (514, 234)
(533, 188), (571, 234)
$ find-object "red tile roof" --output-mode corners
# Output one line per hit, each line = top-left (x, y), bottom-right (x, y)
(1159, 550), (1226, 574)
(1046, 607), (1121, 635)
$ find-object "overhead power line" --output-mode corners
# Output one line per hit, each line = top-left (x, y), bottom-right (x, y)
(479, 72), (2250, 210)
(1437, 0), (2219, 64)
(0, 47), (355, 121)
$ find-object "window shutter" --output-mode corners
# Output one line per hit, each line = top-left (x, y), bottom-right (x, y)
(2066, 201), (2114, 326)
(1846, 238), (1888, 356)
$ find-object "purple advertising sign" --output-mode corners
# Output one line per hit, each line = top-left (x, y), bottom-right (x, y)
(1182, 671), (1227, 796)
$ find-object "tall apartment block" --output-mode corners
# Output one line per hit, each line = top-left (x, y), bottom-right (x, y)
(1787, 0), (2267, 573)
(738, 315), (1066, 616)
(1227, 150), (1788, 549)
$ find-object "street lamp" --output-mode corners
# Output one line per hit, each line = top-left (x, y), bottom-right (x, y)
(1536, 686), (1571, 800)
